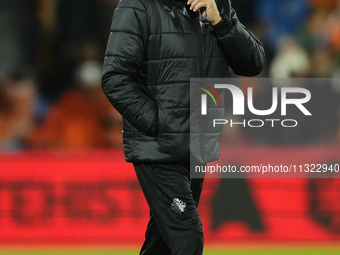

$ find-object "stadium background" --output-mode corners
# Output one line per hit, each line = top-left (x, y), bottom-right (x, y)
(1, 0), (340, 254)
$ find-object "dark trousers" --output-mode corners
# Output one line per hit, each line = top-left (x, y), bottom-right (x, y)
(133, 161), (204, 255)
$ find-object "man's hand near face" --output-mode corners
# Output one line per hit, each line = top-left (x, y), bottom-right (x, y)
(187, 0), (222, 25)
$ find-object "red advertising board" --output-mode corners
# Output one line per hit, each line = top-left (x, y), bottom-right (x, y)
(0, 148), (339, 244)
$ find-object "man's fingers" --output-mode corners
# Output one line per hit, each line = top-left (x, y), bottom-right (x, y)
(187, 0), (219, 23)
(190, 0), (205, 11)
(189, 0), (202, 11)
(192, 2), (206, 12)
(187, 0), (201, 6)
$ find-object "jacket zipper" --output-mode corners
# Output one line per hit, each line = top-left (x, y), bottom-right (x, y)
(196, 12), (205, 77)
(195, 12), (205, 162)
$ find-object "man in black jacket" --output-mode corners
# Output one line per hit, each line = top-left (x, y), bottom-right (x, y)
(102, 0), (265, 254)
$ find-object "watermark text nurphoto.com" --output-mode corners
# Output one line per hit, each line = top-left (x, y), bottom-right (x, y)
(195, 163), (340, 176)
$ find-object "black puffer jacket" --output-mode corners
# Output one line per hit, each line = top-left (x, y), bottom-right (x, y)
(102, 0), (265, 163)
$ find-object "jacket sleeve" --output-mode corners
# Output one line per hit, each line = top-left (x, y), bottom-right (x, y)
(101, 0), (158, 136)
(212, 1), (266, 76)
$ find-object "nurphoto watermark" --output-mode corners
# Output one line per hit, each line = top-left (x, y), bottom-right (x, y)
(190, 78), (340, 178)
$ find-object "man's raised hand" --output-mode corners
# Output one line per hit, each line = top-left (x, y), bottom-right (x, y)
(187, 0), (221, 25)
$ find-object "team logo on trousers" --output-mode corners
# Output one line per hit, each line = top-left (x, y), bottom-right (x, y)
(171, 198), (186, 215)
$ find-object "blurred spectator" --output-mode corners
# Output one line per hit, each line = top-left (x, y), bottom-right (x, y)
(298, 10), (329, 56)
(50, 0), (118, 95)
(29, 61), (122, 150)
(0, 71), (38, 150)
(256, 0), (309, 61)
(57, 0), (117, 44)
(1, 0), (340, 150)
(298, 6), (340, 77)
(0, 0), (38, 79)
(270, 35), (310, 78)
(310, 0), (339, 10)
(326, 3), (340, 51)
(309, 48), (337, 77)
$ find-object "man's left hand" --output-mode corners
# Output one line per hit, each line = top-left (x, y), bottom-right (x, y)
(187, 0), (221, 25)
